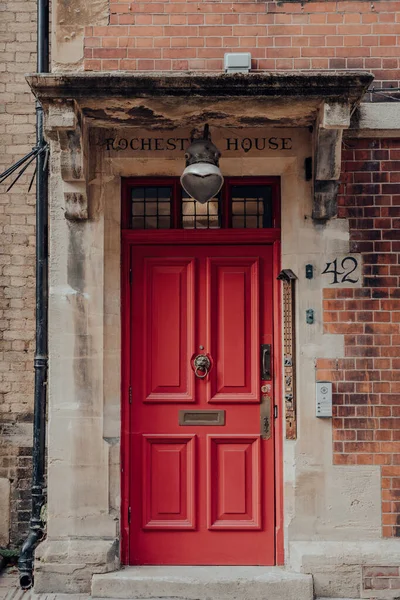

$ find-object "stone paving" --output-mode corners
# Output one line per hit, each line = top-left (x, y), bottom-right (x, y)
(0, 568), (26, 600)
(0, 567), (361, 600)
(0, 569), (88, 600)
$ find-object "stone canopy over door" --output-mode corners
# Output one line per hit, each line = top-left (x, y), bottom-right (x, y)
(28, 71), (373, 222)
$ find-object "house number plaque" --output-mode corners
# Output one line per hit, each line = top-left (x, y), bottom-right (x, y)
(320, 254), (361, 287)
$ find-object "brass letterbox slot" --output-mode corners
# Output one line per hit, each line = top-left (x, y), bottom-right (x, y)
(179, 410), (225, 426)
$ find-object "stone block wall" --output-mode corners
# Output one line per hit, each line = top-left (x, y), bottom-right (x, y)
(82, 0), (400, 87)
(0, 0), (37, 547)
(317, 138), (400, 539)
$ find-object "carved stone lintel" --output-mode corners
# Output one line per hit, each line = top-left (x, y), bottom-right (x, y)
(313, 101), (351, 221)
(44, 96), (352, 223)
(46, 102), (88, 221)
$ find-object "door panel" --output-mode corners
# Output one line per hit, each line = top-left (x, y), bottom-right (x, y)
(143, 257), (195, 402)
(142, 434), (195, 529)
(207, 435), (261, 530)
(207, 257), (259, 403)
(129, 244), (275, 565)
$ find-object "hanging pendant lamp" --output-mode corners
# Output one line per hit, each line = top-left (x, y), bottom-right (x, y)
(180, 124), (224, 204)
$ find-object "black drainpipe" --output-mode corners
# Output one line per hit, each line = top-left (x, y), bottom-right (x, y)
(18, 0), (49, 589)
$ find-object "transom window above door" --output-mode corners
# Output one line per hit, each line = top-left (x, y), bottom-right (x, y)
(122, 177), (280, 230)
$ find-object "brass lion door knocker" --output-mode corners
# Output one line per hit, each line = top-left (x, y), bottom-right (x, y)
(190, 353), (212, 379)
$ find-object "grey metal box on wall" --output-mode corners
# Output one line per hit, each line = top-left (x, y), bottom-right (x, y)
(316, 381), (332, 418)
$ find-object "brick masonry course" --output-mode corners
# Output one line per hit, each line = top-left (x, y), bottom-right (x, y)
(363, 565), (400, 593)
(83, 0), (400, 86)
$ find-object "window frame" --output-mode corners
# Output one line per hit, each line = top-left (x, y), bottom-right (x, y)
(121, 176), (281, 230)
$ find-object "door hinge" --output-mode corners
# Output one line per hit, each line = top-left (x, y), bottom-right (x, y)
(129, 268), (133, 285)
(129, 386), (132, 404)
(128, 506), (131, 524)
(274, 405), (278, 419)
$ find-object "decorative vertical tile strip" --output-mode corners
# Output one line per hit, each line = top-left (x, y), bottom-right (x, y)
(279, 270), (297, 440)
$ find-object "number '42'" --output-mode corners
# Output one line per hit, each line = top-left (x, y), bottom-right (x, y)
(321, 257), (359, 285)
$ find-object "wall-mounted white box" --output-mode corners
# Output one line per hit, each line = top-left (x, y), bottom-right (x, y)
(224, 53), (252, 73)
(316, 381), (332, 418)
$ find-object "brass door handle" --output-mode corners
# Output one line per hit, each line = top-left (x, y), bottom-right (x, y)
(260, 344), (272, 380)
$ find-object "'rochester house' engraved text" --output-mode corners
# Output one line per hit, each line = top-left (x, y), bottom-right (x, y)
(102, 136), (293, 153)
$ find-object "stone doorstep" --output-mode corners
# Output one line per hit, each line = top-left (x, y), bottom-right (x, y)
(91, 566), (313, 600)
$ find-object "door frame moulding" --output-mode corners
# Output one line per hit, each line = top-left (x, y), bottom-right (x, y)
(120, 197), (283, 568)
(122, 229), (280, 245)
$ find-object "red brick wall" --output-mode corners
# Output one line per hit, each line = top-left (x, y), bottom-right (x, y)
(317, 138), (400, 538)
(83, 0), (400, 88)
(363, 566), (400, 594)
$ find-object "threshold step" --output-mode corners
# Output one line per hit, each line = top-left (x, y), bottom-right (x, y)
(91, 566), (313, 600)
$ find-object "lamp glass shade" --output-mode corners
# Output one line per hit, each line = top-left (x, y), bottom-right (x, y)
(180, 163), (224, 204)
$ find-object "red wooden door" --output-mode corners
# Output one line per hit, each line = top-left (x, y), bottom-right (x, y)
(128, 242), (275, 565)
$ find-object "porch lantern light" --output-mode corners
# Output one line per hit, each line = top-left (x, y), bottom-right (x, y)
(180, 124), (224, 204)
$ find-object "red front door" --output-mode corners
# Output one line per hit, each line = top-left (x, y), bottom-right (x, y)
(127, 241), (276, 565)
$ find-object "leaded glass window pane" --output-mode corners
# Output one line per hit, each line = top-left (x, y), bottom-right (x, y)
(231, 185), (273, 229)
(181, 191), (221, 229)
(131, 186), (172, 229)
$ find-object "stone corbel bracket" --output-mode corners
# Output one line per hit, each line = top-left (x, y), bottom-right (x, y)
(313, 101), (351, 221)
(45, 101), (88, 221)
